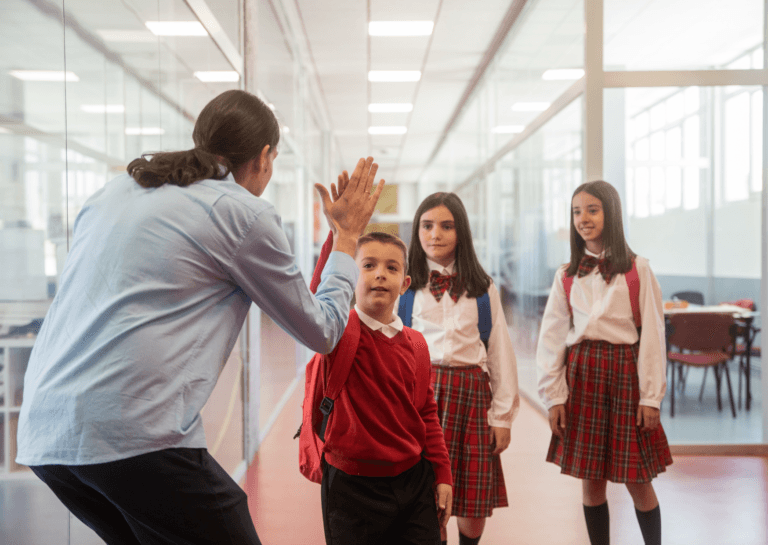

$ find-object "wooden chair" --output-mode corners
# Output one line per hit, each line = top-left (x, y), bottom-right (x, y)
(667, 313), (737, 418)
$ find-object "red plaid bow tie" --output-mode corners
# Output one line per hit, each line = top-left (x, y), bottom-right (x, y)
(429, 270), (462, 303)
(578, 255), (613, 283)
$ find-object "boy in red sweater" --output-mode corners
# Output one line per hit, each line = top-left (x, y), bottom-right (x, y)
(320, 231), (453, 545)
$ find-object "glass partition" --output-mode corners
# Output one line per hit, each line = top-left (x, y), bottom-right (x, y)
(604, 0), (764, 70)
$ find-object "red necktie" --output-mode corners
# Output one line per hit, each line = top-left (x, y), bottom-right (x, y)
(429, 270), (462, 303)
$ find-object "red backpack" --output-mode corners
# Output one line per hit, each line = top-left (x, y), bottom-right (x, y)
(563, 259), (642, 329)
(297, 309), (361, 483)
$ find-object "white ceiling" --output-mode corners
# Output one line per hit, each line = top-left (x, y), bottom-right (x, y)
(295, 0), (514, 184)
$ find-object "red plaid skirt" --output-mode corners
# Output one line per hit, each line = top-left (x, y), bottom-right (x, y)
(431, 365), (508, 518)
(547, 340), (673, 483)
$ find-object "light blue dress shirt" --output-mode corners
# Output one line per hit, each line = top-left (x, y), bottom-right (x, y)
(16, 172), (358, 466)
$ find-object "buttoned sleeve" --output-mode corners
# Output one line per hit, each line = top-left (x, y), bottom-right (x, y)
(635, 257), (667, 408)
(536, 266), (572, 409)
(485, 282), (520, 428)
(227, 205), (358, 355)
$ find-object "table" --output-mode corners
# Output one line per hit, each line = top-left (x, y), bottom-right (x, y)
(664, 304), (759, 410)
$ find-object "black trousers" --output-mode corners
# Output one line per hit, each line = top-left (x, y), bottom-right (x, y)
(321, 457), (441, 545)
(31, 448), (261, 545)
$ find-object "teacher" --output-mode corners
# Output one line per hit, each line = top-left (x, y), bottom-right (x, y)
(16, 89), (384, 544)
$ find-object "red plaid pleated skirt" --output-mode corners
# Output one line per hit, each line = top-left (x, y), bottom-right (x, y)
(431, 365), (508, 518)
(546, 340), (673, 483)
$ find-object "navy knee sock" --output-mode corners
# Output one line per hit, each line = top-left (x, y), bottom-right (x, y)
(459, 532), (481, 545)
(583, 502), (610, 545)
(635, 505), (661, 545)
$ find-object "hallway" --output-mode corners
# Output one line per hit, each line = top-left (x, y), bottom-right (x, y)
(246, 386), (768, 545)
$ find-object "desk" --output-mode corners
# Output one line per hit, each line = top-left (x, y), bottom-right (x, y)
(664, 304), (759, 410)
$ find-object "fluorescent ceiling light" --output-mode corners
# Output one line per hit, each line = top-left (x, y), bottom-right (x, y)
(511, 102), (551, 112)
(492, 125), (525, 134)
(125, 127), (165, 135)
(368, 71), (421, 82)
(10, 70), (79, 82)
(282, 126), (290, 133)
(368, 21), (434, 36)
(145, 21), (207, 36)
(542, 69), (585, 80)
(97, 30), (156, 43)
(81, 104), (125, 114)
(368, 103), (413, 113)
(368, 126), (407, 135)
(194, 71), (240, 82)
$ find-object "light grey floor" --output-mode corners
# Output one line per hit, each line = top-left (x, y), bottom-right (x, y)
(0, 478), (103, 545)
(518, 354), (764, 444)
(660, 359), (763, 443)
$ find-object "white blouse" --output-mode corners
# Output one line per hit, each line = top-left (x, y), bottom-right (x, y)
(409, 259), (520, 428)
(536, 250), (667, 410)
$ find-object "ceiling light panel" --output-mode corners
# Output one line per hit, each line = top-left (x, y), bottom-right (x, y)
(368, 126), (408, 135)
(542, 69), (585, 80)
(368, 71), (421, 82)
(368, 103), (413, 113)
(511, 102), (551, 112)
(368, 21), (434, 36)
(10, 70), (79, 82)
(145, 21), (208, 37)
(194, 71), (240, 82)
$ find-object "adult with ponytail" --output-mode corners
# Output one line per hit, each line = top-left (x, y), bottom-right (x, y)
(17, 89), (384, 545)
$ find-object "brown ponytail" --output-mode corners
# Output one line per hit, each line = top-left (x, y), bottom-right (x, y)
(128, 90), (280, 189)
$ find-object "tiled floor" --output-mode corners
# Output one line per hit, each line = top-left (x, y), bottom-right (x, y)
(246, 386), (768, 545)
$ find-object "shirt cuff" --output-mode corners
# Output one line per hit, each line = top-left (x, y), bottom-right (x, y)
(323, 251), (359, 284)
(545, 397), (568, 410)
(639, 399), (661, 409)
(432, 464), (453, 487)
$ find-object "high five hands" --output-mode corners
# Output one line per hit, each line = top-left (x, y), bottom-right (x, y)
(315, 157), (384, 257)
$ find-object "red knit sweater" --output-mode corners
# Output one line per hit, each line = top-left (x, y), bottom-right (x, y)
(322, 323), (453, 486)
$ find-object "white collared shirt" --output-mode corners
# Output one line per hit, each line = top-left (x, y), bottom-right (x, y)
(355, 305), (403, 339)
(536, 250), (668, 410)
(409, 259), (520, 428)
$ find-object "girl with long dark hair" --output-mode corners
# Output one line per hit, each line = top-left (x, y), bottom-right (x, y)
(537, 180), (672, 545)
(403, 192), (520, 545)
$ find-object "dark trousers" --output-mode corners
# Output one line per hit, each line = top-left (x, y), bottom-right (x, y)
(321, 457), (441, 545)
(31, 448), (261, 545)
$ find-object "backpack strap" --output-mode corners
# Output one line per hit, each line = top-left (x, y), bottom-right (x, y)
(404, 327), (432, 408)
(563, 271), (575, 317)
(625, 259), (641, 329)
(477, 292), (491, 351)
(318, 310), (361, 442)
(310, 230), (335, 293)
(562, 263), (641, 329)
(398, 289), (415, 328)
(398, 287), (492, 350)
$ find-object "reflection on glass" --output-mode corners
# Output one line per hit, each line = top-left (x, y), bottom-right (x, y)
(605, 0), (763, 70)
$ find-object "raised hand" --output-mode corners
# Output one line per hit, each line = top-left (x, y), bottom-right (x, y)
(315, 157), (385, 256)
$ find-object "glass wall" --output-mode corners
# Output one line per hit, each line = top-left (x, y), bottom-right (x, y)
(1, 0), (337, 541)
(422, 0), (766, 447)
